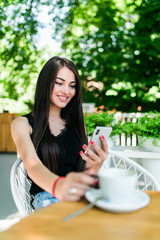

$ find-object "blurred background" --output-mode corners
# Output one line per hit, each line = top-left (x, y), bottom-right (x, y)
(0, 0), (160, 224)
(0, 0), (160, 114)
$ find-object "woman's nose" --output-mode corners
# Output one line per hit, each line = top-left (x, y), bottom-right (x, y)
(62, 85), (69, 93)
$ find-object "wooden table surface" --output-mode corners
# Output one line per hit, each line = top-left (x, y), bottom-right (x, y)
(1, 191), (160, 240)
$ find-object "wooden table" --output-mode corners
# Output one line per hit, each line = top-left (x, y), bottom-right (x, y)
(1, 191), (160, 240)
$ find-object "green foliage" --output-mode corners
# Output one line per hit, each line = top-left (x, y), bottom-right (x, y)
(120, 121), (135, 137)
(51, 0), (160, 112)
(84, 111), (160, 147)
(125, 0), (160, 111)
(133, 111), (160, 140)
(1, 0), (160, 113)
(84, 111), (138, 138)
(84, 111), (116, 136)
(0, 0), (49, 112)
(84, 111), (127, 138)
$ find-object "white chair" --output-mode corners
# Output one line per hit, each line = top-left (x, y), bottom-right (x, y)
(99, 150), (160, 191)
(10, 157), (34, 218)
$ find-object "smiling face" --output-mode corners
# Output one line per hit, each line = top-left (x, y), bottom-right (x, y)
(50, 66), (76, 110)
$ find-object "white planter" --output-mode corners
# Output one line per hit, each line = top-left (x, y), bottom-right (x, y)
(138, 137), (160, 184)
(138, 137), (160, 152)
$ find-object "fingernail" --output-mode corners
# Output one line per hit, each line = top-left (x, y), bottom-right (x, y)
(101, 135), (104, 139)
(90, 141), (94, 144)
(83, 144), (87, 149)
(93, 179), (98, 185)
(79, 151), (83, 155)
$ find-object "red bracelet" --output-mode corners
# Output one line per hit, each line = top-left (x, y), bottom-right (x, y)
(52, 176), (65, 198)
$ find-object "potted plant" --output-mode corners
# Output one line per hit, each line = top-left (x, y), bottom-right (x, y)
(84, 110), (160, 182)
(129, 111), (160, 183)
(132, 111), (160, 152)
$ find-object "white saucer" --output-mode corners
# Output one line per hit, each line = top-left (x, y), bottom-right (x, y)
(85, 188), (150, 213)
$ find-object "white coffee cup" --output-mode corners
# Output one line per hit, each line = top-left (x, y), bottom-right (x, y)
(99, 168), (137, 204)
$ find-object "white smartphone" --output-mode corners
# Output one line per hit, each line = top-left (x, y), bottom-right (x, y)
(88, 126), (112, 152)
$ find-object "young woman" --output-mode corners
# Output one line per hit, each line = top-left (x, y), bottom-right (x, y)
(11, 56), (108, 210)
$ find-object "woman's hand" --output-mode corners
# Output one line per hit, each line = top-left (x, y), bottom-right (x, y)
(54, 168), (97, 201)
(80, 136), (108, 173)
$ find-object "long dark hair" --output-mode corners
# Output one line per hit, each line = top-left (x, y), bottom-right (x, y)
(32, 56), (87, 172)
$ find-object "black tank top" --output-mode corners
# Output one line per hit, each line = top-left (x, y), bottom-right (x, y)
(24, 113), (84, 195)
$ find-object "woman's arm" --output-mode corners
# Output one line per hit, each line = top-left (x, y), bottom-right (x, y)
(11, 116), (59, 194)
(11, 117), (96, 201)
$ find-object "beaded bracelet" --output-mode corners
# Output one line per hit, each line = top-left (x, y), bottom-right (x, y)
(52, 176), (65, 198)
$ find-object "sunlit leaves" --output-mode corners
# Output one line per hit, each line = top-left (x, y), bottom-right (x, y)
(53, 0), (160, 112)
(0, 0), (160, 113)
(0, 0), (44, 111)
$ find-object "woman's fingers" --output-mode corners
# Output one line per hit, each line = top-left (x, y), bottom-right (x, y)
(81, 140), (108, 162)
(80, 149), (101, 164)
(79, 137), (109, 173)
(67, 170), (96, 186)
(101, 135), (109, 153)
(57, 170), (97, 201)
(88, 137), (108, 156)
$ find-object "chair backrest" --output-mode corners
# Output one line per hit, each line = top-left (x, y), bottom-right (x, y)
(10, 157), (34, 218)
(99, 150), (160, 191)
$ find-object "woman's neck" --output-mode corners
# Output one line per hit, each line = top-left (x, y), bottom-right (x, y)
(49, 105), (66, 136)
(49, 105), (61, 121)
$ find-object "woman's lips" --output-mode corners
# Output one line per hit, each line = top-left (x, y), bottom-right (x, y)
(58, 96), (69, 102)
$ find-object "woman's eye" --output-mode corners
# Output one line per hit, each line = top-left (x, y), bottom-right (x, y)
(56, 81), (63, 85)
(70, 85), (76, 88)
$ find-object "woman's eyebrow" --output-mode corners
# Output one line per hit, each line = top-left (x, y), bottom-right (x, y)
(56, 76), (65, 81)
(56, 76), (76, 83)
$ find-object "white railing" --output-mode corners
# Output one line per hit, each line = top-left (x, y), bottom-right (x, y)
(114, 112), (146, 124)
(113, 112), (146, 147)
(82, 103), (95, 113)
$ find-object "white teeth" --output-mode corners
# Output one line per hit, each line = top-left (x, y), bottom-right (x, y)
(59, 96), (67, 100)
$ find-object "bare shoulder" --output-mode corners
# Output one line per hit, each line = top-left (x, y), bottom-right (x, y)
(11, 116), (32, 135)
